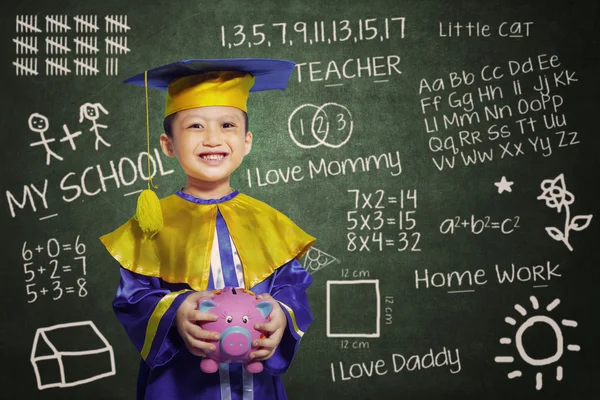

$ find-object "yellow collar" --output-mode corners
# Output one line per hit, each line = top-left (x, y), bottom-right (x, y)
(100, 192), (315, 290)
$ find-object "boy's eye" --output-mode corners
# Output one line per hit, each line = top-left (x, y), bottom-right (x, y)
(188, 123), (203, 129)
(222, 122), (235, 128)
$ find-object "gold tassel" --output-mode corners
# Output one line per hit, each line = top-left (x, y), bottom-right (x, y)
(134, 70), (163, 236)
(135, 189), (163, 234)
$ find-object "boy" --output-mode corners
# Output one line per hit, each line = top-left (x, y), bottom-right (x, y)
(100, 59), (316, 399)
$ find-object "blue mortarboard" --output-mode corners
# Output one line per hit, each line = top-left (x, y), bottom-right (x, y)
(123, 58), (296, 91)
(124, 58), (295, 116)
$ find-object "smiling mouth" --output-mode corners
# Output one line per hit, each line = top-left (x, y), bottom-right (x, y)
(199, 153), (227, 161)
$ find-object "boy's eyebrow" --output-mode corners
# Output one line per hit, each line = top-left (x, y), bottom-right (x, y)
(179, 113), (241, 125)
(214, 114), (241, 121)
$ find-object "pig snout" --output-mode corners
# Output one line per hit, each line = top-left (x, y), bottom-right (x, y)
(220, 327), (252, 357)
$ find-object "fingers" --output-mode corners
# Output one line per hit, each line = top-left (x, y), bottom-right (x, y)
(254, 297), (286, 333)
(176, 290), (222, 358)
(187, 323), (220, 341)
(182, 324), (220, 357)
(187, 290), (216, 303)
(249, 340), (275, 361)
(254, 319), (278, 333)
(186, 291), (220, 322)
(179, 300), (218, 323)
(179, 306), (218, 324)
(250, 348), (274, 361)
(191, 310), (219, 323)
(177, 292), (217, 319)
(188, 347), (208, 358)
(185, 339), (214, 357)
(249, 298), (283, 360)
(252, 333), (280, 350)
(186, 335), (216, 352)
(250, 335), (281, 361)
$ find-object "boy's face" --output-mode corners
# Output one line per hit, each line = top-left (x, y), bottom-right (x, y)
(160, 106), (252, 185)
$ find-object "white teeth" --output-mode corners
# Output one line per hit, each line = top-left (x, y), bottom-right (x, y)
(201, 154), (225, 161)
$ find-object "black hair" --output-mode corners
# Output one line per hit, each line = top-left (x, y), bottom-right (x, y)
(163, 111), (249, 137)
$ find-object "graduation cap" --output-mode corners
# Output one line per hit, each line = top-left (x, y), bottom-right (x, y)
(127, 58), (296, 235)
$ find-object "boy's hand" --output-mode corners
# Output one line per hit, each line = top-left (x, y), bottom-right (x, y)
(250, 293), (288, 361)
(175, 291), (221, 358)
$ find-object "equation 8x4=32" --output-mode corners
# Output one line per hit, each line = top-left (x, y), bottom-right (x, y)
(439, 216), (521, 234)
(347, 231), (421, 252)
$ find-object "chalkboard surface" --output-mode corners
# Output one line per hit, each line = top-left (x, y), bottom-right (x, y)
(1, 0), (599, 399)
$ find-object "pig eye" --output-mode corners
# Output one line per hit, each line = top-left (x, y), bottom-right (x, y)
(242, 316), (249, 323)
(226, 316), (233, 323)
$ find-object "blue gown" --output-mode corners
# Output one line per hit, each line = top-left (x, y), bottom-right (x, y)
(107, 191), (315, 399)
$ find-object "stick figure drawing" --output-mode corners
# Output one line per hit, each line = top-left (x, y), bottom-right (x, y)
(28, 112), (63, 165)
(79, 102), (111, 150)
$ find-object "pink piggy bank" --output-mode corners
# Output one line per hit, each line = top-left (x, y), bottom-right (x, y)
(197, 287), (273, 374)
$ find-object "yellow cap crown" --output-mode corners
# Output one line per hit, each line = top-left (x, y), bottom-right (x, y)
(165, 71), (255, 117)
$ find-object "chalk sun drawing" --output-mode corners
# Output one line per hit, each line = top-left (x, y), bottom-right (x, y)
(537, 173), (592, 251)
(494, 295), (580, 390)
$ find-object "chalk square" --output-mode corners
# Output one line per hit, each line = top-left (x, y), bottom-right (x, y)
(328, 281), (377, 334)
(35, 358), (61, 387)
(326, 280), (380, 338)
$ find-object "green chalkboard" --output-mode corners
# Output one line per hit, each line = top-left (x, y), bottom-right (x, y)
(1, 0), (599, 399)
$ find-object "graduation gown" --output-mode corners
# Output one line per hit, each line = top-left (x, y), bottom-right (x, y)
(100, 190), (316, 400)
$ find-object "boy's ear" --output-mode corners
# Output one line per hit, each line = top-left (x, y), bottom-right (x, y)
(160, 133), (175, 158)
(244, 131), (253, 156)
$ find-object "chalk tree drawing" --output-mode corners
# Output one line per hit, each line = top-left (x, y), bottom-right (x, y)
(537, 173), (592, 251)
(494, 296), (579, 391)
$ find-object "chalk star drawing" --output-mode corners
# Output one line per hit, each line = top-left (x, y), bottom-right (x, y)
(495, 176), (514, 194)
(494, 295), (580, 391)
(302, 247), (340, 274)
(537, 173), (592, 251)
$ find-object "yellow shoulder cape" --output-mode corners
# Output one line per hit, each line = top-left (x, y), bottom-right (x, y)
(99, 192), (315, 291)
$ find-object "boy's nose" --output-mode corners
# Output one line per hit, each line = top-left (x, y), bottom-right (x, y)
(202, 130), (223, 146)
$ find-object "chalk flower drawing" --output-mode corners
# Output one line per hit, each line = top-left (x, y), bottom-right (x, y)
(537, 174), (592, 251)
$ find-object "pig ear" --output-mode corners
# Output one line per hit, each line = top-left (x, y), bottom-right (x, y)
(199, 299), (217, 312)
(255, 301), (273, 318)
